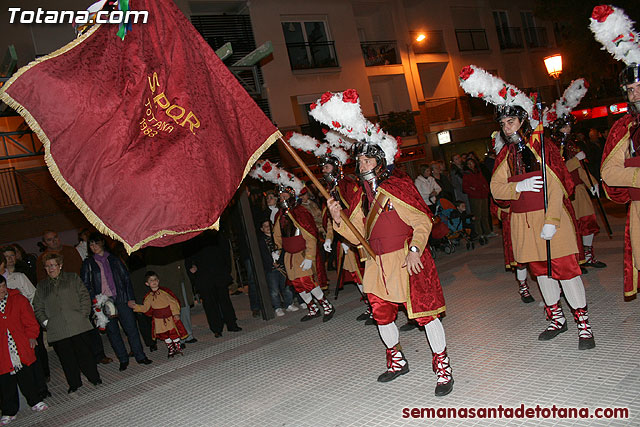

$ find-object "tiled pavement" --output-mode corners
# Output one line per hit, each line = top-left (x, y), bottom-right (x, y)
(11, 202), (640, 426)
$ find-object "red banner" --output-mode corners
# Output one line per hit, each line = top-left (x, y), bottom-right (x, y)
(0, 0), (279, 252)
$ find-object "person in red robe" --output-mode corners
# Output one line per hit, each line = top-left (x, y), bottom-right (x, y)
(273, 187), (335, 322)
(590, 4), (640, 298)
(328, 142), (453, 397)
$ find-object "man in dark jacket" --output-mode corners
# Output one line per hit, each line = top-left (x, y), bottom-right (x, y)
(81, 233), (152, 371)
(185, 230), (242, 337)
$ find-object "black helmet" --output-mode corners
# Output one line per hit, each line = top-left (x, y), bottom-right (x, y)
(277, 185), (297, 209)
(353, 142), (389, 184)
(620, 63), (640, 87)
(551, 113), (575, 141)
(620, 63), (640, 114)
(318, 154), (342, 185)
(494, 105), (528, 122)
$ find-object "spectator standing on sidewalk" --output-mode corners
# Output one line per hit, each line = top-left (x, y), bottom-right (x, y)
(185, 230), (242, 338)
(414, 164), (441, 213)
(462, 158), (491, 245)
(257, 218), (297, 317)
(33, 253), (102, 394)
(81, 233), (152, 371)
(36, 231), (83, 283)
(0, 276), (48, 425)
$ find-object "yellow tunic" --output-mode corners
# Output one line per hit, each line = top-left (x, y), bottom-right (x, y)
(273, 211), (316, 280)
(325, 218), (363, 277)
(132, 289), (181, 336)
(490, 159), (578, 263)
(600, 126), (640, 268)
(334, 189), (431, 303)
(565, 157), (596, 219)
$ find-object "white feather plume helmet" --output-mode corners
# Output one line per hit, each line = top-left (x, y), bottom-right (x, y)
(309, 89), (398, 165)
(287, 132), (349, 165)
(458, 65), (540, 127)
(542, 78), (589, 127)
(590, 5), (640, 66)
(249, 160), (304, 196)
(324, 129), (356, 151)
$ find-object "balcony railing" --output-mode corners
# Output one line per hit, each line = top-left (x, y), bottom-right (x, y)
(496, 26), (524, 50)
(285, 41), (339, 70)
(455, 29), (489, 52)
(0, 167), (22, 210)
(361, 41), (400, 66)
(523, 27), (548, 49)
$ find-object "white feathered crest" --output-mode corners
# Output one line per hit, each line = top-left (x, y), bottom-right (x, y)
(458, 65), (539, 127)
(288, 132), (349, 165)
(324, 129), (356, 151)
(309, 89), (398, 165)
(589, 5), (640, 66)
(543, 79), (589, 127)
(249, 160), (304, 195)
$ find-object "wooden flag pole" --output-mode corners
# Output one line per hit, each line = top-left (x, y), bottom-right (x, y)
(278, 136), (376, 259)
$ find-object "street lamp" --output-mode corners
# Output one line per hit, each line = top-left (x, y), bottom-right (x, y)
(407, 32), (426, 107)
(544, 53), (563, 97)
(406, 32), (427, 143)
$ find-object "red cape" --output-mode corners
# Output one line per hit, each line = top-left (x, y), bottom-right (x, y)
(601, 114), (639, 297)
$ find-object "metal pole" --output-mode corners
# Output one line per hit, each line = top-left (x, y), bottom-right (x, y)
(536, 93), (552, 277)
(554, 78), (562, 98)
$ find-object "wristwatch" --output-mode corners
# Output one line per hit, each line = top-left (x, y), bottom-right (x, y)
(409, 245), (420, 253)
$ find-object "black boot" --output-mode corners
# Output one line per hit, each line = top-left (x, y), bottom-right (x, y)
(377, 345), (409, 382)
(300, 300), (322, 322)
(573, 306), (596, 350)
(518, 279), (535, 303)
(432, 348), (454, 396)
(538, 303), (568, 340)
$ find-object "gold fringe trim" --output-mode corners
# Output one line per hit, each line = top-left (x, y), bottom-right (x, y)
(0, 22), (282, 254)
(600, 122), (632, 190)
(627, 266), (639, 297)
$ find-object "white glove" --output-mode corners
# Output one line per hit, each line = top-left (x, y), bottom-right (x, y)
(271, 251), (280, 262)
(575, 151), (586, 161)
(323, 239), (332, 252)
(341, 243), (350, 253)
(540, 224), (557, 240)
(515, 176), (544, 193)
(590, 185), (600, 198)
(300, 259), (313, 271)
(42, 319), (48, 327)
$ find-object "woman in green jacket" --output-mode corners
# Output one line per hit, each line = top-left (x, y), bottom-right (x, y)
(33, 253), (101, 393)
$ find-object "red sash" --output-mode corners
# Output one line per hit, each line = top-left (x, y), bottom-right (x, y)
(282, 235), (306, 253)
(368, 210), (412, 255)
(624, 157), (640, 201)
(152, 305), (173, 318)
(507, 171), (544, 213)
(570, 169), (582, 186)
